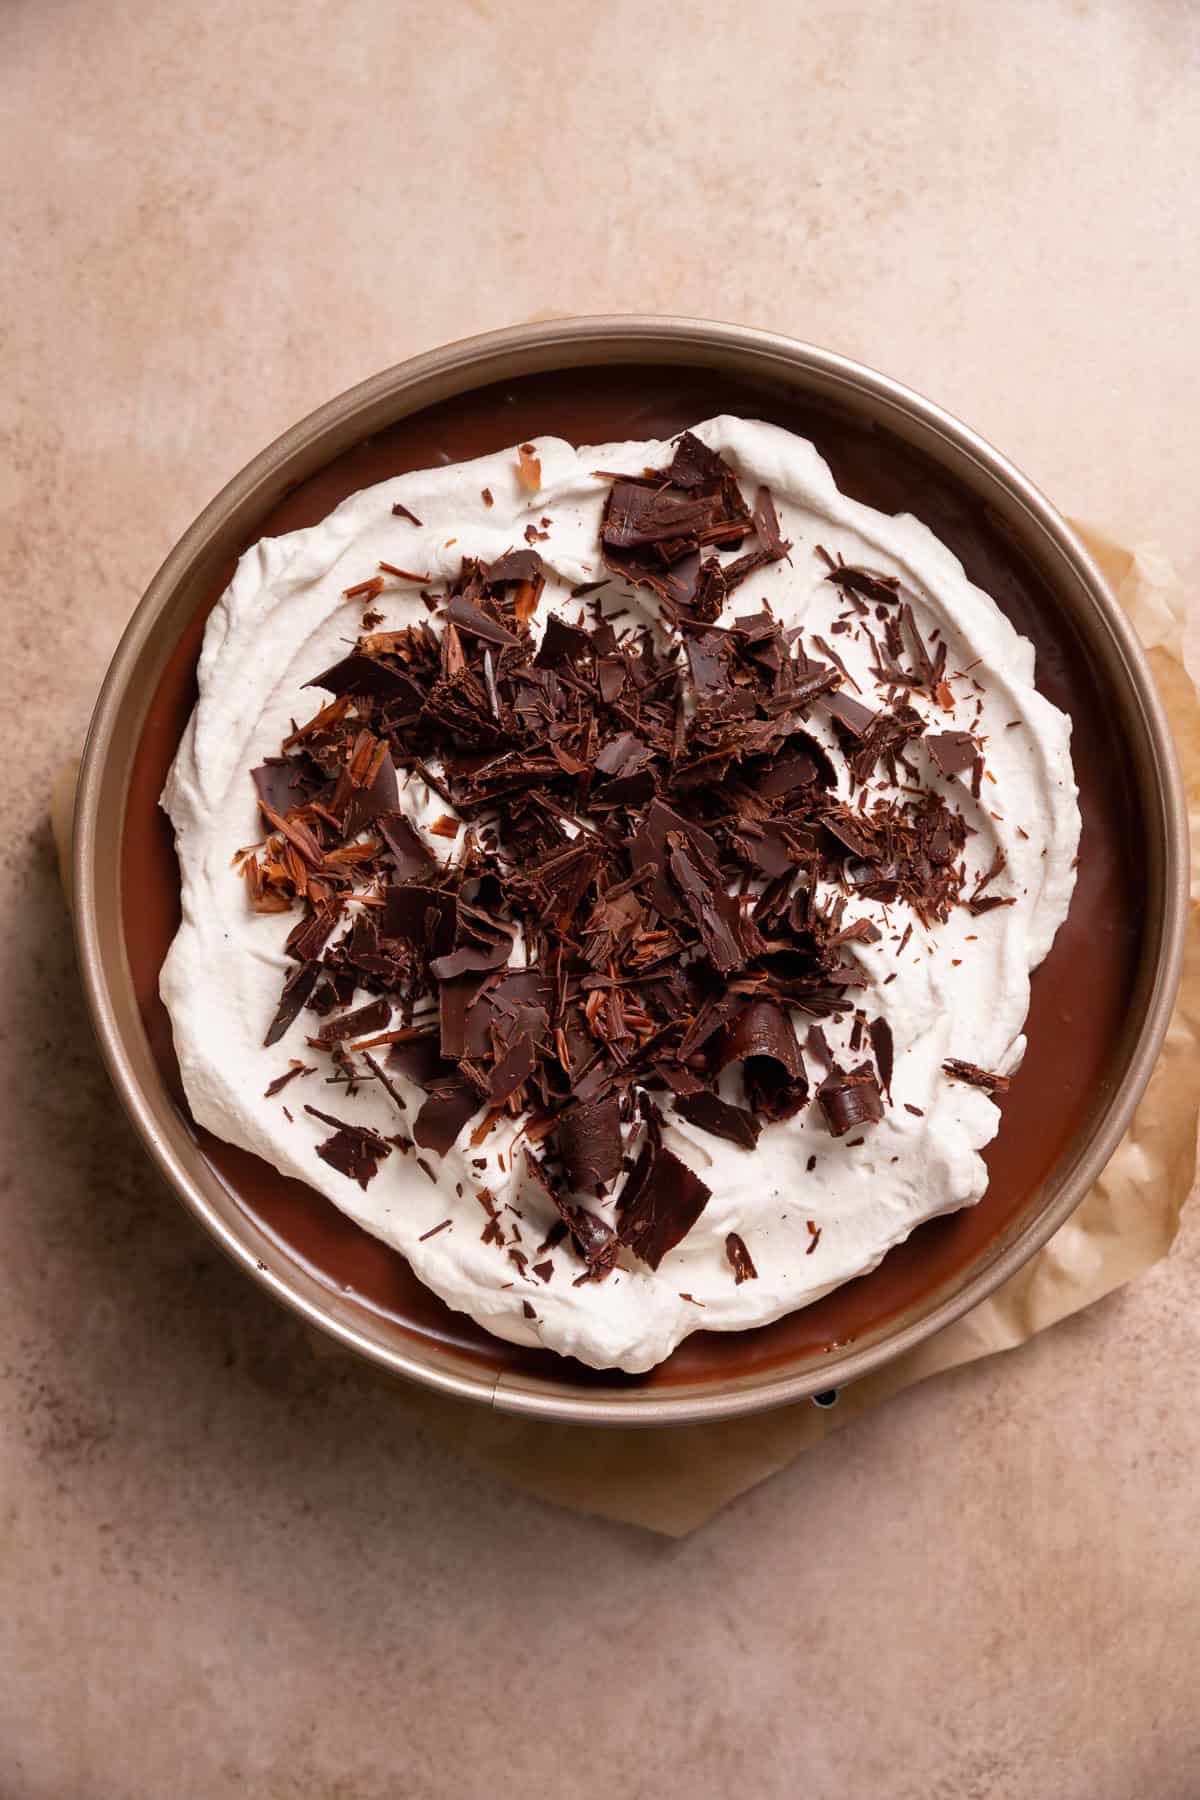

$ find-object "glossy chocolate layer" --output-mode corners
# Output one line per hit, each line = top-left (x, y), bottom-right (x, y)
(123, 366), (1144, 1387)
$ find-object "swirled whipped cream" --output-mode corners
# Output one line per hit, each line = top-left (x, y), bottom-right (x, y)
(161, 417), (1079, 1372)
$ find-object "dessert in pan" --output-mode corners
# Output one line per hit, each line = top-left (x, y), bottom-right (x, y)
(161, 415), (1078, 1372)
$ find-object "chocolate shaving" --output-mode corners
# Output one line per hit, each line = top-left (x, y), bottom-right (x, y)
(617, 1114), (712, 1271)
(516, 444), (541, 493)
(868, 1017), (894, 1102)
(724, 1232), (758, 1283)
(523, 1148), (617, 1274)
(559, 1095), (623, 1195)
(264, 961), (322, 1047)
(823, 560), (901, 605)
(391, 501), (423, 525)
(305, 653), (413, 703)
(263, 1062), (315, 1099)
(378, 812), (434, 879)
(487, 1034), (535, 1106)
(603, 482), (715, 550)
(304, 1104), (392, 1189)
(284, 903), (340, 965)
(414, 1085), (483, 1154)
(316, 998), (391, 1044)
(942, 1058), (1011, 1095)
(752, 486), (787, 559)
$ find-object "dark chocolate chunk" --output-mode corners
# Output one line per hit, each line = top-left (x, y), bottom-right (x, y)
(485, 548), (544, 585)
(316, 998), (391, 1044)
(602, 481), (714, 550)
(443, 592), (521, 648)
(304, 653), (412, 703)
(413, 1085), (482, 1155)
(284, 903), (340, 965)
(616, 1122), (712, 1271)
(487, 1034), (535, 1106)
(629, 799), (720, 920)
(559, 1095), (623, 1194)
(386, 1033), (450, 1087)
(668, 845), (746, 973)
(752, 485), (788, 559)
(382, 884), (457, 956)
(665, 430), (728, 491)
(926, 732), (980, 779)
(378, 812), (434, 880)
(594, 732), (652, 778)
(685, 629), (728, 698)
(428, 917), (514, 981)
(533, 613), (592, 670)
(252, 761), (310, 817)
(820, 689), (877, 738)
(343, 745), (399, 838)
(675, 1091), (761, 1149)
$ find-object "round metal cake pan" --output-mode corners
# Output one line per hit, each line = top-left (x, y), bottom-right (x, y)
(73, 317), (1188, 1425)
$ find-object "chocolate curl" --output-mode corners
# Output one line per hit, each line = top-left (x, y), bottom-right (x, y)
(715, 1000), (809, 1122)
(817, 1063), (884, 1137)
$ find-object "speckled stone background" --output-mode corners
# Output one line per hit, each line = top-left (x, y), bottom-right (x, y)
(3, 2), (1200, 1795)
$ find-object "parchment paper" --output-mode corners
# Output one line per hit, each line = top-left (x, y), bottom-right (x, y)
(57, 527), (1199, 1537)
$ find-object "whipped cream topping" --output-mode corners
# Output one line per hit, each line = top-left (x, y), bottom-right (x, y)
(161, 417), (1079, 1372)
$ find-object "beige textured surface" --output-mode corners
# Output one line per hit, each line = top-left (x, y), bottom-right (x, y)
(3, 2), (1200, 1795)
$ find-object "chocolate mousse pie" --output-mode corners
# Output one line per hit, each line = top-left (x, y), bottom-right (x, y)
(160, 417), (1079, 1372)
